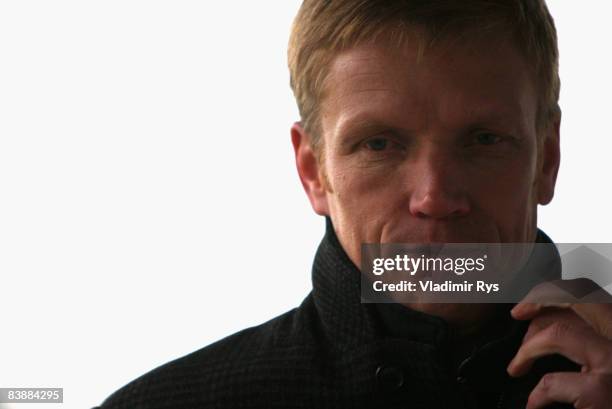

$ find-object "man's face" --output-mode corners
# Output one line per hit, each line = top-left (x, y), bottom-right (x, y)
(293, 34), (560, 269)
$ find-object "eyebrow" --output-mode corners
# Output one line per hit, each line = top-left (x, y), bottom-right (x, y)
(334, 116), (400, 150)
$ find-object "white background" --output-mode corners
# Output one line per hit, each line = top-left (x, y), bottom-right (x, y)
(0, 1), (610, 408)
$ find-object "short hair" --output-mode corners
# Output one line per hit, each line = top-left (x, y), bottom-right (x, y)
(288, 0), (560, 152)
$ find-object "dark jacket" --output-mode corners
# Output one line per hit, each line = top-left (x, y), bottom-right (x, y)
(97, 218), (578, 409)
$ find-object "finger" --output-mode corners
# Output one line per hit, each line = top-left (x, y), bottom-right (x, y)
(511, 302), (570, 321)
(527, 372), (612, 409)
(571, 303), (612, 340)
(522, 308), (591, 343)
(526, 372), (580, 409)
(512, 279), (612, 322)
(511, 281), (575, 320)
(513, 302), (612, 340)
(507, 321), (611, 377)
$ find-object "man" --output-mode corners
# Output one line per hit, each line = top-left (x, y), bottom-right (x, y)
(98, 1), (612, 408)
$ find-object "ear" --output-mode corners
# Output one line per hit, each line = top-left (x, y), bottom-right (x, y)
(291, 122), (330, 216)
(537, 115), (561, 205)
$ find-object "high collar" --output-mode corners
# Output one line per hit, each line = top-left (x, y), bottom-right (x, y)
(310, 216), (560, 353)
(311, 216), (381, 350)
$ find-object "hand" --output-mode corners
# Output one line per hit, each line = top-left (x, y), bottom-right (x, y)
(507, 283), (612, 409)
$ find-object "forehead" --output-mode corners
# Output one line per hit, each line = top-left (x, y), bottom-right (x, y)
(321, 35), (538, 140)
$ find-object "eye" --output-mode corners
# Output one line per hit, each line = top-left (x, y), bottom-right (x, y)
(364, 137), (390, 151)
(475, 132), (502, 145)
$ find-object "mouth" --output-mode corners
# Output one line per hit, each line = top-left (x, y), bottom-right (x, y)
(383, 219), (501, 245)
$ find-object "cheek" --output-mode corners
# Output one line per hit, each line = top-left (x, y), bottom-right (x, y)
(325, 160), (398, 240)
(469, 152), (538, 238)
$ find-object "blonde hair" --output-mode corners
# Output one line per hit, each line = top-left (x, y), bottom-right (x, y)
(288, 0), (560, 151)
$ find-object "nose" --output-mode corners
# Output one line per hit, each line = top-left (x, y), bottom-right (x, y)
(408, 150), (470, 220)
